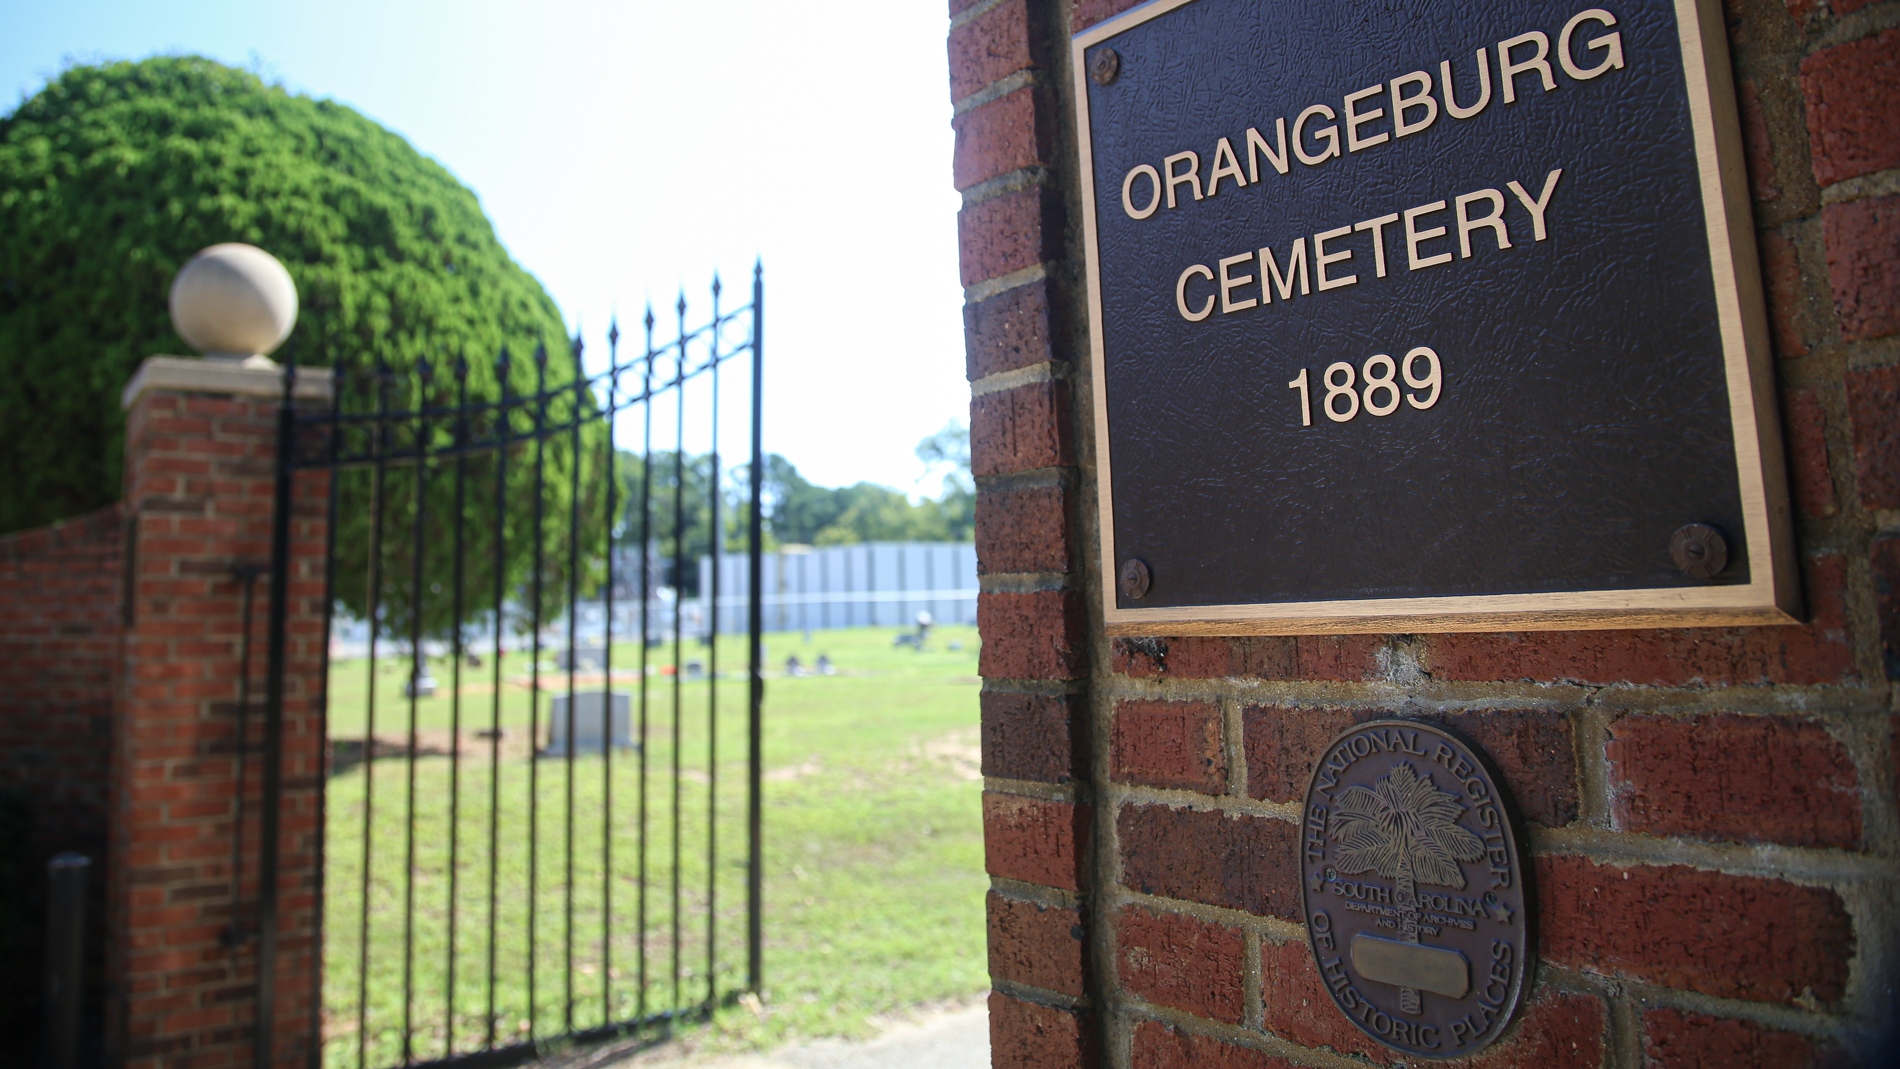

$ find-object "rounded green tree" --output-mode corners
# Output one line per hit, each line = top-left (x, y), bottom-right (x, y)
(0, 56), (605, 633)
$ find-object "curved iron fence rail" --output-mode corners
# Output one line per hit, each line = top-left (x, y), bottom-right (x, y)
(264, 268), (765, 1069)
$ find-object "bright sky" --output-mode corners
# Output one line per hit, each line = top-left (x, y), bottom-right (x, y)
(1, 0), (967, 494)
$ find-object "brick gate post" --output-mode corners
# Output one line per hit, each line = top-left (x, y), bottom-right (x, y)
(108, 358), (333, 1069)
(955, 1), (1900, 1067)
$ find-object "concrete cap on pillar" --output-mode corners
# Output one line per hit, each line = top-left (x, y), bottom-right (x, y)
(168, 243), (299, 365)
(124, 244), (330, 410)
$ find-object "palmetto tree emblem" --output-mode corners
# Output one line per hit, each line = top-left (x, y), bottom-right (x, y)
(1329, 761), (1486, 1014)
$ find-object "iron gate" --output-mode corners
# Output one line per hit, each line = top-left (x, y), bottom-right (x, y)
(265, 269), (766, 1068)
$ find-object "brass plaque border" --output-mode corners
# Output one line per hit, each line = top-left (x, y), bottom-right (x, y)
(1071, 0), (1800, 635)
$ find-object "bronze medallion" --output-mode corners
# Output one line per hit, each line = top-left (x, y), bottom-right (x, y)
(1298, 719), (1531, 1058)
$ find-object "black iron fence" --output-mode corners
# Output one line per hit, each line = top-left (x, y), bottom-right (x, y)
(266, 268), (765, 1069)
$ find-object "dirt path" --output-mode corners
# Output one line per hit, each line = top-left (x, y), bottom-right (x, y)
(532, 1000), (988, 1069)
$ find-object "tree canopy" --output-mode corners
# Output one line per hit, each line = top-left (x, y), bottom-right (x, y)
(0, 55), (585, 535)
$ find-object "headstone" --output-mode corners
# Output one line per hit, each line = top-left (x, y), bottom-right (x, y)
(404, 669), (436, 699)
(546, 691), (633, 756)
(559, 644), (605, 671)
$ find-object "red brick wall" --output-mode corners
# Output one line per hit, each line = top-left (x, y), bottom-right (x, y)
(954, 0), (1900, 1066)
(108, 386), (329, 1069)
(0, 503), (126, 1046)
(0, 504), (124, 858)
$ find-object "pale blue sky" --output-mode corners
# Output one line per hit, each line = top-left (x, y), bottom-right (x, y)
(2, 0), (966, 493)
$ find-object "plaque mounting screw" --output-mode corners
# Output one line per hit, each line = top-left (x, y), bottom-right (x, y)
(1670, 524), (1728, 580)
(1089, 48), (1121, 86)
(1118, 558), (1151, 600)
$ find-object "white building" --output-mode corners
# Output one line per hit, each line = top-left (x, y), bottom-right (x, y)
(699, 541), (977, 635)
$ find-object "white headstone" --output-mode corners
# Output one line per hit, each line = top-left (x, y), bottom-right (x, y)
(546, 691), (633, 756)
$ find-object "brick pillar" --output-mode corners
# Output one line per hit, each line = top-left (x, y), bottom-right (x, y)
(950, 1), (1099, 1065)
(955, 1), (1900, 1068)
(109, 358), (333, 1069)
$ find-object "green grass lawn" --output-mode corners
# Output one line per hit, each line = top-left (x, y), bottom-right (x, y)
(321, 624), (987, 1067)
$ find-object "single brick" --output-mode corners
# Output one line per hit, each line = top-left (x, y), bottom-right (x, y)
(976, 483), (1069, 575)
(1460, 987), (1607, 1068)
(978, 590), (1087, 681)
(1758, 230), (1810, 360)
(1642, 1008), (1837, 1068)
(1824, 195), (1900, 342)
(971, 380), (1071, 478)
(1800, 28), (1900, 187)
(1243, 706), (1356, 804)
(966, 278), (1063, 381)
(1608, 713), (1862, 849)
(953, 86), (1054, 191)
(1259, 941), (1606, 1066)
(1847, 364), (1900, 509)
(982, 691), (1086, 783)
(1117, 905), (1246, 1024)
(1130, 1021), (1296, 1069)
(1419, 555), (1855, 686)
(1439, 708), (1579, 828)
(985, 792), (1089, 890)
(1537, 856), (1852, 1005)
(1111, 700), (1226, 794)
(989, 990), (1091, 1069)
(1871, 537), (1900, 681)
(959, 186), (1063, 288)
(987, 892), (1085, 997)
(1243, 706), (1577, 827)
(1110, 634), (1382, 682)
(1118, 803), (1298, 919)
(1074, 0), (1147, 32)
(948, 0), (1043, 104)
(1781, 387), (1837, 517)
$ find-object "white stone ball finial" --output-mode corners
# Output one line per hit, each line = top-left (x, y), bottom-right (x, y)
(168, 243), (299, 363)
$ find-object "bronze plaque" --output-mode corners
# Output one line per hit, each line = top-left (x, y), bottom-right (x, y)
(1072, 0), (1802, 636)
(1298, 720), (1530, 1057)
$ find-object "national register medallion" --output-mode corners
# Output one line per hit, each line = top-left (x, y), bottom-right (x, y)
(1298, 720), (1530, 1058)
(1073, 0), (1799, 635)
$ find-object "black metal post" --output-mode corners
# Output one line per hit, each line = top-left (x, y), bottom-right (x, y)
(41, 852), (88, 1069)
(637, 309), (655, 1027)
(670, 295), (686, 1012)
(309, 363), (343, 1069)
(563, 336), (584, 1032)
(446, 355), (470, 1057)
(485, 348), (512, 1051)
(256, 361), (298, 1069)
(705, 275), (721, 1007)
(528, 342), (550, 1037)
(401, 359), (432, 1065)
(601, 319), (621, 1028)
(746, 262), (765, 993)
(356, 358), (391, 1069)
